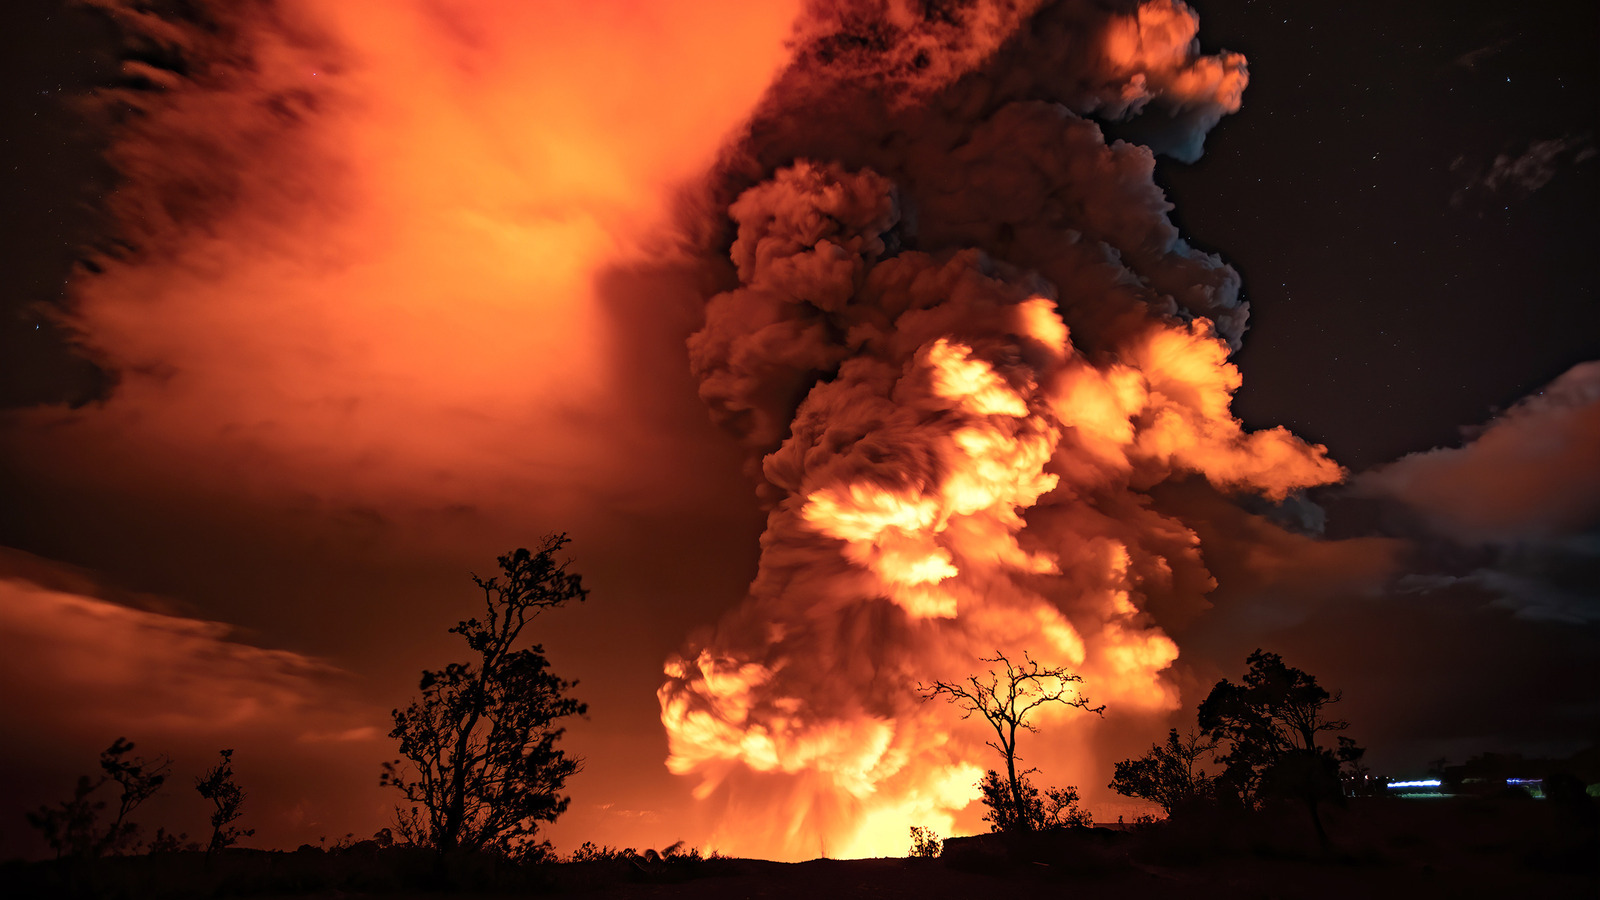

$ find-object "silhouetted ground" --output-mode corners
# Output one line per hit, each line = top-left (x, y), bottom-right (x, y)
(6, 793), (1595, 899)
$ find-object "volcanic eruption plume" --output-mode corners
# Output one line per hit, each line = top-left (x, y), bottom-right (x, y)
(659, 0), (1344, 859)
(17, 0), (799, 541)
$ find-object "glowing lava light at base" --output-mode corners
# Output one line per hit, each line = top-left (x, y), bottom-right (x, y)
(656, 0), (1342, 860)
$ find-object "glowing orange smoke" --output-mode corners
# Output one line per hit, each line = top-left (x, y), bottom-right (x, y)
(17, 0), (1348, 863)
(662, 263), (1336, 855)
(6, 0), (800, 854)
(660, 2), (1342, 861)
(22, 0), (799, 533)
(1102, 0), (1248, 117)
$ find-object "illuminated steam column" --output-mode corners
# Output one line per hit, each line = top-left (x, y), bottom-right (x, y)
(660, 1), (1342, 859)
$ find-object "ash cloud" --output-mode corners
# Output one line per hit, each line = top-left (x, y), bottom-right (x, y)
(659, 0), (1339, 859)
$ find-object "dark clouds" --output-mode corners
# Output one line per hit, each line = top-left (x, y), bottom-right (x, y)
(1452, 135), (1597, 211)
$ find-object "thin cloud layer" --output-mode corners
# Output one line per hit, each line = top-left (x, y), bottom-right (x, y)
(0, 552), (387, 857)
(1451, 135), (1597, 210)
(1357, 360), (1600, 545)
(1352, 360), (1600, 630)
(0, 575), (372, 739)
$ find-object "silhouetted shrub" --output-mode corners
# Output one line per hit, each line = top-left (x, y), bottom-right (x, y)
(195, 749), (254, 858)
(26, 738), (170, 859)
(908, 825), (942, 858)
(1109, 728), (1217, 815)
(977, 770), (1092, 832)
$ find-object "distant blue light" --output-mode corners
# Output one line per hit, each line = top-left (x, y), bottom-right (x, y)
(1387, 779), (1442, 789)
(1506, 778), (1542, 785)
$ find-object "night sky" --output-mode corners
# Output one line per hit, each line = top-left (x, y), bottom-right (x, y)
(1161, 0), (1598, 470)
(1, 0), (1594, 861)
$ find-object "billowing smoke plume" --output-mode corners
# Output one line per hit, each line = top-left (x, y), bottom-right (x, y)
(659, 0), (1342, 858)
(16, 0), (799, 547)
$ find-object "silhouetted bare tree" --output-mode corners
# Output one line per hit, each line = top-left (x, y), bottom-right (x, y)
(195, 749), (254, 858)
(381, 535), (587, 861)
(26, 737), (170, 858)
(920, 652), (1103, 831)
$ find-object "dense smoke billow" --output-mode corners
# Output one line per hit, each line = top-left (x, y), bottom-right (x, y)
(658, 0), (1343, 859)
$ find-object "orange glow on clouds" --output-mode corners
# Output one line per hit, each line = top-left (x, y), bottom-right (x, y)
(7, 0), (798, 856)
(27, 0), (799, 529)
(1101, 0), (1247, 158)
(0, 575), (370, 739)
(0, 554), (406, 854)
(662, 160), (1340, 855)
(666, 312), (1332, 858)
(1104, 0), (1247, 107)
(658, 0), (1340, 859)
